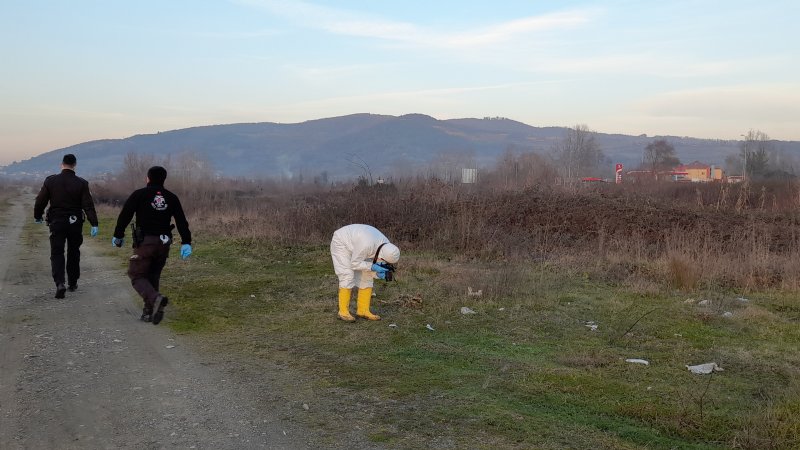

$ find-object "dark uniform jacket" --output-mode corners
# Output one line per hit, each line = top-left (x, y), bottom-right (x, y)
(113, 183), (192, 245)
(34, 168), (99, 226)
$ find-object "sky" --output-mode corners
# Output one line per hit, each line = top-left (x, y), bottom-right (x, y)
(1, 0), (799, 165)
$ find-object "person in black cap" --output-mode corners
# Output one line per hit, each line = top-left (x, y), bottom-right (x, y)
(112, 166), (192, 325)
(34, 153), (99, 298)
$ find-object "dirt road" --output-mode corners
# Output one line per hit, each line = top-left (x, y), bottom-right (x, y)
(0, 191), (305, 449)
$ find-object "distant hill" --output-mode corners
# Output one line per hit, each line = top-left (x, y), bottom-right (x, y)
(3, 113), (799, 180)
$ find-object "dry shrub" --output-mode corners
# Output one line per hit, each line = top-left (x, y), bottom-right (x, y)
(94, 164), (800, 292)
(733, 390), (800, 449)
(736, 306), (780, 322)
(666, 253), (699, 291)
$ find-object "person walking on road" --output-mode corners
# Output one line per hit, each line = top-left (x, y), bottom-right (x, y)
(33, 153), (99, 298)
(112, 166), (192, 325)
(330, 224), (400, 322)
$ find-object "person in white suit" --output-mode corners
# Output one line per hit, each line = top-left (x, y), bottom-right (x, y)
(330, 224), (400, 322)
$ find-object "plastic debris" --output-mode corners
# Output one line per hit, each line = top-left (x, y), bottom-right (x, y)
(166, 345), (176, 349)
(626, 359), (650, 365)
(736, 297), (750, 303)
(722, 311), (733, 318)
(686, 362), (724, 374)
(698, 299), (710, 306)
(498, 307), (506, 311)
(460, 306), (477, 315)
(388, 323), (398, 328)
(425, 324), (435, 331)
(585, 321), (598, 331)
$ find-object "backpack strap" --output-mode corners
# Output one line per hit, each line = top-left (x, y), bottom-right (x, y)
(372, 243), (388, 265)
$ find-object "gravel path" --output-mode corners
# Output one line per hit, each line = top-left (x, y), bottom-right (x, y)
(0, 190), (307, 449)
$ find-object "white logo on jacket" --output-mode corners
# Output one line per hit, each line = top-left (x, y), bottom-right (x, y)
(151, 193), (168, 211)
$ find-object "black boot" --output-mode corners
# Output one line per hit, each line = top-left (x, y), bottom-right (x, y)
(152, 296), (169, 325)
(68, 283), (78, 292)
(140, 306), (153, 322)
(55, 283), (66, 299)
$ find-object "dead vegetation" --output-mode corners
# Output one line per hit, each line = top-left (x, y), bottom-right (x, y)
(92, 163), (800, 293)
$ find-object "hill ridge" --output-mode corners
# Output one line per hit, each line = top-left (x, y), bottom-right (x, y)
(3, 114), (798, 179)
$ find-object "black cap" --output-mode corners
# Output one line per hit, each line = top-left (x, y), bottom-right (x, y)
(62, 154), (77, 166)
(147, 166), (168, 185)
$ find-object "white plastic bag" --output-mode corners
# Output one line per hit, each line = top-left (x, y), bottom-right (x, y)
(686, 362), (724, 374)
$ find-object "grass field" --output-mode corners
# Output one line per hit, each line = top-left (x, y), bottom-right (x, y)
(96, 206), (800, 449)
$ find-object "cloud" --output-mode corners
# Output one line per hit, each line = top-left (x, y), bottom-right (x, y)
(632, 84), (800, 121)
(282, 80), (567, 108)
(441, 11), (593, 48)
(285, 62), (400, 81)
(522, 53), (737, 78)
(234, 0), (596, 49)
(189, 29), (281, 39)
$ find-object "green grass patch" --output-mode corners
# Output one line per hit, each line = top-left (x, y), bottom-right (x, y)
(92, 211), (800, 448)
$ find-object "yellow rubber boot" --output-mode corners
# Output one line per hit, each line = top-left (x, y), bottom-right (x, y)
(356, 288), (381, 321)
(337, 288), (355, 322)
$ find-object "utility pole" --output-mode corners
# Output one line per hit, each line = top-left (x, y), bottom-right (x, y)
(740, 134), (748, 180)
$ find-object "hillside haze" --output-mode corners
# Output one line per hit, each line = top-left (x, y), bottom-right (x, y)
(4, 113), (797, 180)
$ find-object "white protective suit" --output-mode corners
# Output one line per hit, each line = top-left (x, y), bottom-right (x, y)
(330, 224), (400, 289)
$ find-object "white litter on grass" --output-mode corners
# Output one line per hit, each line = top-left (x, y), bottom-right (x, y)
(736, 297), (750, 303)
(626, 359), (650, 365)
(585, 321), (598, 332)
(498, 307), (505, 311)
(166, 345), (176, 349)
(722, 311), (734, 318)
(426, 324), (435, 331)
(686, 362), (724, 374)
(388, 323), (398, 328)
(460, 306), (477, 315)
(698, 299), (710, 306)
(250, 294), (256, 298)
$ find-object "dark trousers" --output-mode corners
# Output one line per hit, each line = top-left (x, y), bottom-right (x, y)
(127, 235), (170, 308)
(49, 219), (84, 286)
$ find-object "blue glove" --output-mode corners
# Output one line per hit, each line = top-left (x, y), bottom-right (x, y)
(180, 244), (192, 260)
(112, 237), (124, 247)
(34, 218), (44, 224)
(375, 270), (387, 280)
(90, 226), (98, 237)
(371, 263), (389, 274)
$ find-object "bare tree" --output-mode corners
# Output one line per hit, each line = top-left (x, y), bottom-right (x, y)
(643, 139), (680, 180)
(120, 152), (159, 191)
(490, 146), (556, 189)
(740, 130), (772, 179)
(554, 124), (605, 181)
(345, 153), (374, 184)
(170, 152), (214, 197)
